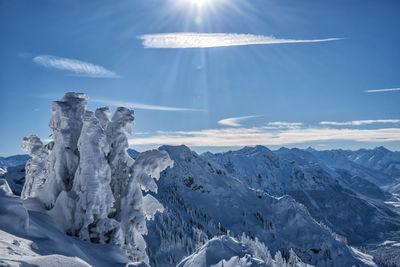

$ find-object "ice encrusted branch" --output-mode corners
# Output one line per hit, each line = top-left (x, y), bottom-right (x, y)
(21, 92), (173, 265)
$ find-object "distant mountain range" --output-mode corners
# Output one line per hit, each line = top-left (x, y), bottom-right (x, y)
(0, 154), (30, 168)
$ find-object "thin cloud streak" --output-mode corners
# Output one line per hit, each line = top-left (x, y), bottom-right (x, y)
(138, 33), (342, 48)
(267, 121), (303, 128)
(33, 55), (119, 78)
(92, 98), (205, 112)
(218, 115), (262, 127)
(320, 119), (400, 126)
(128, 126), (400, 147)
(364, 88), (400, 93)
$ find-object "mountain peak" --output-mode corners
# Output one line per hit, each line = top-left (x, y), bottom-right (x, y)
(375, 146), (390, 153)
(237, 145), (272, 155)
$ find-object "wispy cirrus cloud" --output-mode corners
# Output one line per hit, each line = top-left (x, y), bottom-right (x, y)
(267, 121), (303, 128)
(218, 115), (262, 127)
(138, 33), (342, 49)
(92, 98), (204, 112)
(128, 126), (400, 147)
(320, 119), (400, 126)
(33, 55), (119, 78)
(364, 88), (400, 93)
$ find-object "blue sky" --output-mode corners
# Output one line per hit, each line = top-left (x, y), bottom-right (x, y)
(1, 0), (400, 156)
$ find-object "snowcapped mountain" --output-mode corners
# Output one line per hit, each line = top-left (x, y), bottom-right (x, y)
(0, 154), (30, 168)
(346, 147), (400, 178)
(0, 165), (25, 195)
(0, 154), (30, 195)
(145, 145), (376, 267)
(127, 149), (140, 159)
(307, 147), (399, 188)
(203, 146), (400, 246)
(279, 148), (387, 200)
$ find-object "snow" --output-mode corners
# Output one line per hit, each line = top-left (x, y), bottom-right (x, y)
(142, 194), (165, 220)
(0, 230), (91, 267)
(350, 247), (377, 267)
(132, 149), (174, 193)
(0, 180), (130, 267)
(0, 179), (29, 233)
(177, 235), (313, 267)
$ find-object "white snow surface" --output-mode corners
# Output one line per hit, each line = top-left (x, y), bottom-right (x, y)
(0, 178), (130, 267)
(177, 235), (313, 267)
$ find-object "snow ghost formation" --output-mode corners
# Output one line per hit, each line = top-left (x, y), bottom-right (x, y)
(21, 135), (48, 199)
(21, 92), (174, 264)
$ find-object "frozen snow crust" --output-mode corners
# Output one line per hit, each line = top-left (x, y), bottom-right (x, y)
(0, 178), (130, 267)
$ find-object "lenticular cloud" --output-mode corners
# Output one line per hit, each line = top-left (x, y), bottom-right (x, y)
(138, 33), (342, 48)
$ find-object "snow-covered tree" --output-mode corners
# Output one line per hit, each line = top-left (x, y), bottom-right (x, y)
(21, 135), (48, 199)
(105, 107), (135, 213)
(72, 110), (117, 243)
(21, 92), (173, 264)
(101, 106), (174, 263)
(120, 150), (173, 263)
(40, 92), (88, 208)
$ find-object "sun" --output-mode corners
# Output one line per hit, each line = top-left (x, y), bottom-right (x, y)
(174, 0), (218, 11)
(188, 0), (211, 8)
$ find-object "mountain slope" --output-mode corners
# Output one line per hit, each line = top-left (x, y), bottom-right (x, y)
(308, 148), (399, 188)
(0, 178), (131, 267)
(204, 146), (400, 245)
(346, 147), (400, 178)
(0, 155), (29, 195)
(145, 145), (375, 267)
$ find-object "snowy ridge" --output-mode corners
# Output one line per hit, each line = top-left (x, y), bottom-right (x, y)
(308, 147), (399, 187)
(177, 235), (314, 267)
